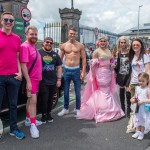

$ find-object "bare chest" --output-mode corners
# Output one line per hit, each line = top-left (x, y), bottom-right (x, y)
(64, 44), (80, 54)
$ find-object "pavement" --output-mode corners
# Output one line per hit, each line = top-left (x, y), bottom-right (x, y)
(0, 83), (150, 150)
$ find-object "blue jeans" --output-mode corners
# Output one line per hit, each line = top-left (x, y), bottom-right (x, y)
(63, 67), (81, 110)
(0, 75), (20, 131)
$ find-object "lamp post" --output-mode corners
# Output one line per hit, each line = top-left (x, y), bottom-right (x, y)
(71, 0), (74, 9)
(137, 5), (143, 37)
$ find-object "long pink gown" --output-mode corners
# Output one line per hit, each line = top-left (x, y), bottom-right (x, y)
(76, 57), (125, 123)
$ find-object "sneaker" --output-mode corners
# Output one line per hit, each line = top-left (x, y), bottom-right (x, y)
(47, 114), (53, 123)
(144, 129), (150, 134)
(41, 115), (47, 124)
(132, 131), (140, 139)
(76, 109), (80, 116)
(30, 123), (39, 139)
(138, 132), (144, 140)
(126, 128), (136, 133)
(57, 109), (69, 116)
(10, 129), (25, 140)
(25, 118), (42, 126)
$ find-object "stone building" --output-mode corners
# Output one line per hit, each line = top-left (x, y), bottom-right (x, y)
(0, 0), (29, 41)
(119, 23), (150, 48)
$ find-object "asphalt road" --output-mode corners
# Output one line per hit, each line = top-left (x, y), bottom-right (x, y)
(0, 103), (150, 150)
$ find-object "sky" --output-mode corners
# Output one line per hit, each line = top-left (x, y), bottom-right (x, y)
(27, 0), (150, 40)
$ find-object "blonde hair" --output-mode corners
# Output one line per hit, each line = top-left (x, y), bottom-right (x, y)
(25, 25), (38, 34)
(1, 12), (14, 20)
(112, 46), (118, 58)
(98, 35), (108, 41)
(116, 36), (130, 52)
(138, 72), (149, 85)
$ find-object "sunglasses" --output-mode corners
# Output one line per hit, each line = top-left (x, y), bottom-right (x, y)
(99, 40), (106, 42)
(45, 41), (53, 44)
(120, 42), (126, 44)
(3, 18), (14, 23)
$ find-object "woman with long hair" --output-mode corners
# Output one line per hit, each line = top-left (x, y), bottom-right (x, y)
(114, 36), (131, 118)
(127, 38), (150, 133)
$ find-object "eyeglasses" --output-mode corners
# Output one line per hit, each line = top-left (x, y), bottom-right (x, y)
(45, 41), (53, 44)
(120, 42), (126, 44)
(3, 18), (14, 23)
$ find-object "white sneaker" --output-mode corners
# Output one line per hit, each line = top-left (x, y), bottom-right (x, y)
(144, 129), (150, 134)
(25, 118), (42, 126)
(76, 109), (80, 116)
(126, 128), (136, 133)
(132, 131), (140, 139)
(30, 123), (39, 139)
(57, 109), (69, 116)
(138, 132), (144, 140)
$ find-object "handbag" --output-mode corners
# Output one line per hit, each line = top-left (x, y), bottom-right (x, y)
(21, 50), (38, 94)
(145, 103), (150, 112)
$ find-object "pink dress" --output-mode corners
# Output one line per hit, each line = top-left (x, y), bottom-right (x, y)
(76, 56), (125, 123)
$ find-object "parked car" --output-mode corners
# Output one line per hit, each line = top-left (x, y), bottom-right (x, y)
(0, 84), (62, 115)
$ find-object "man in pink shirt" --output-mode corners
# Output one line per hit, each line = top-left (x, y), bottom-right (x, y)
(20, 26), (42, 139)
(0, 12), (25, 139)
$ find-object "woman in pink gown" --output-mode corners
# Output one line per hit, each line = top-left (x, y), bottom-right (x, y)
(76, 36), (125, 123)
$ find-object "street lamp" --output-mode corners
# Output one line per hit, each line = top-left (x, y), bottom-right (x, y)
(137, 5), (143, 37)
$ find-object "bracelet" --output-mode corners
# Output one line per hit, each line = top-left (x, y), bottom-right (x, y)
(57, 77), (61, 80)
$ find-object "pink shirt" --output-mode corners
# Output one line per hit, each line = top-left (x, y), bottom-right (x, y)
(0, 29), (20, 75)
(20, 41), (42, 81)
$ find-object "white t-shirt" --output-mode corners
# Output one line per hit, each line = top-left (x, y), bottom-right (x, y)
(131, 54), (150, 84)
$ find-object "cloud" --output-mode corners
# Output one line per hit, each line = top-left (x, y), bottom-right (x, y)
(27, 0), (149, 40)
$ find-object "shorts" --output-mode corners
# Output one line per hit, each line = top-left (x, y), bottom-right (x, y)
(31, 80), (40, 94)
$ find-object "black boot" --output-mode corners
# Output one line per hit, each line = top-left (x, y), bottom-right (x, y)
(119, 88), (125, 112)
(126, 91), (131, 118)
(41, 114), (46, 123)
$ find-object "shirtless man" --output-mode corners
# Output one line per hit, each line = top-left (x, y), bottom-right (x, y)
(58, 27), (86, 116)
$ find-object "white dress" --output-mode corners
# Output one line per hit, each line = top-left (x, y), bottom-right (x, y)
(134, 86), (150, 130)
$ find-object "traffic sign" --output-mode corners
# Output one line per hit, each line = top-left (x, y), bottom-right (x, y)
(20, 7), (31, 22)
(14, 18), (25, 34)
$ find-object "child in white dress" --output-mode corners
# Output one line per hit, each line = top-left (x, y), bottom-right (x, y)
(131, 72), (150, 140)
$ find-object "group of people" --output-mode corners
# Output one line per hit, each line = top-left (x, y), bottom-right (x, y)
(0, 12), (63, 139)
(0, 11), (150, 142)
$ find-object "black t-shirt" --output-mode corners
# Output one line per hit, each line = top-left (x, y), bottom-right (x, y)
(115, 53), (131, 87)
(39, 49), (62, 85)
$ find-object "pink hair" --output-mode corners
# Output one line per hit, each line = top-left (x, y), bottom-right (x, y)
(96, 41), (99, 46)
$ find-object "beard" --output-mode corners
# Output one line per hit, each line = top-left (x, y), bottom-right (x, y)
(28, 38), (38, 44)
(44, 45), (52, 51)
